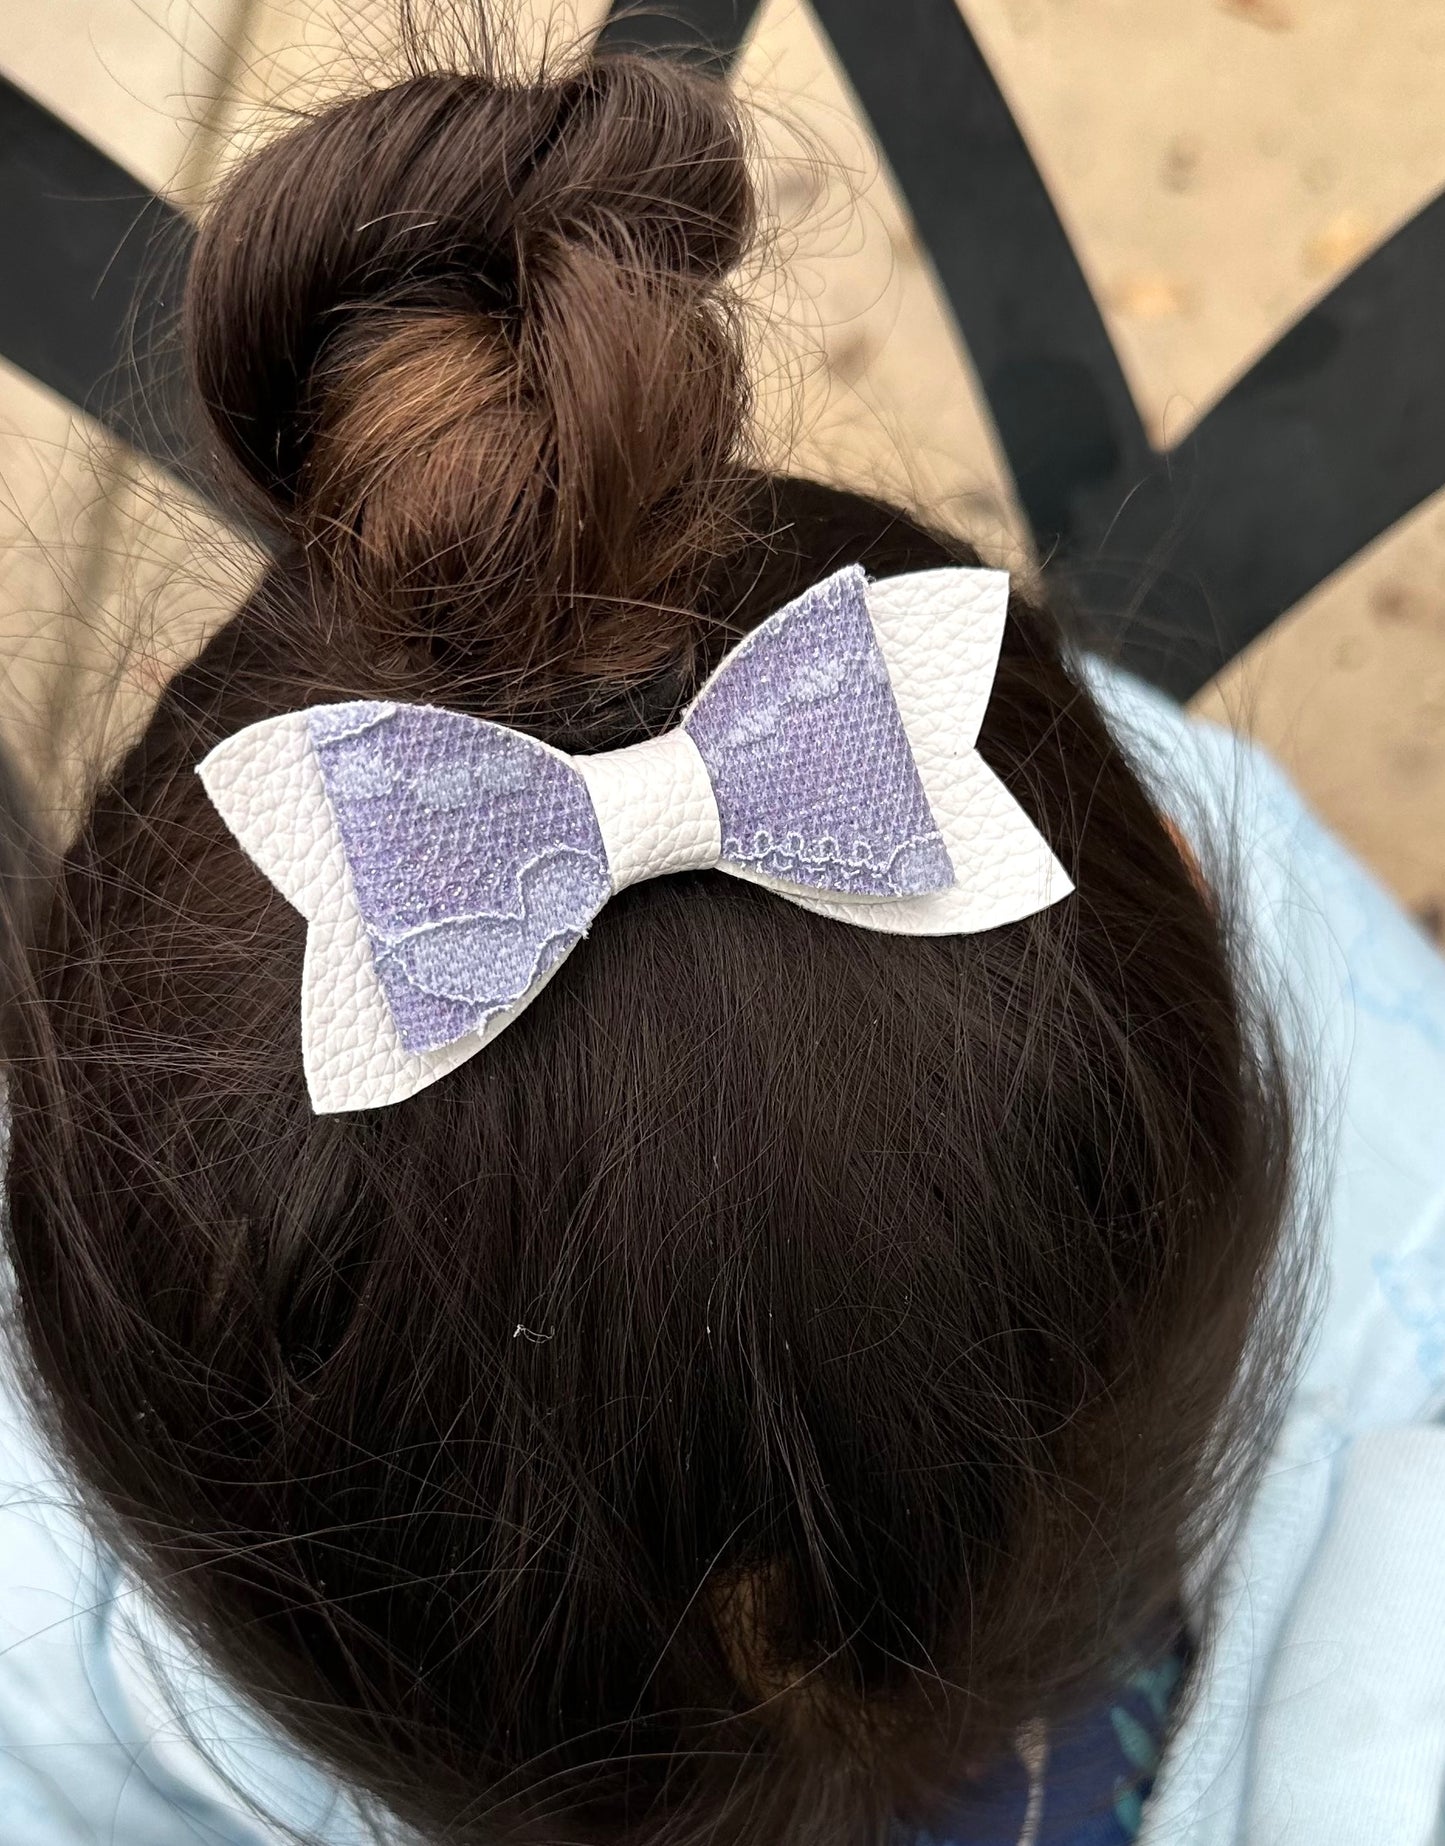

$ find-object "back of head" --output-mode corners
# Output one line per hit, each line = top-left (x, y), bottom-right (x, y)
(3, 26), (1296, 1846)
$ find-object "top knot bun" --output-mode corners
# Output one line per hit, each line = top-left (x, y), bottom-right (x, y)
(185, 53), (756, 689)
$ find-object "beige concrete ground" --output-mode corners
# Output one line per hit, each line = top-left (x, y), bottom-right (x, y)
(0, 0), (1441, 935)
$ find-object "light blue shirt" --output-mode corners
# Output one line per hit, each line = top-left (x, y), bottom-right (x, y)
(1, 664), (1443, 1844)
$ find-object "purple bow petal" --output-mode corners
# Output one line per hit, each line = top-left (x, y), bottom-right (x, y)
(684, 566), (953, 899)
(310, 703), (610, 1054)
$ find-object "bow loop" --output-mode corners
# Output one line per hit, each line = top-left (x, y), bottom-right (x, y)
(309, 704), (611, 1057)
(684, 565), (953, 900)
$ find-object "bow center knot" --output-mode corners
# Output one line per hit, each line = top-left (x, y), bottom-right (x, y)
(574, 731), (722, 893)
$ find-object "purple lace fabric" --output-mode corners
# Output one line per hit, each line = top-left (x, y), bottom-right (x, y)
(310, 703), (610, 1054)
(685, 566), (952, 898)
(307, 569), (952, 1057)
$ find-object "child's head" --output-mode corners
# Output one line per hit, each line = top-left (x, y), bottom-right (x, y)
(4, 37), (1296, 1846)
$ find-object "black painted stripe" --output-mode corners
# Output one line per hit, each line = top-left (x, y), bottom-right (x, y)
(0, 75), (197, 480)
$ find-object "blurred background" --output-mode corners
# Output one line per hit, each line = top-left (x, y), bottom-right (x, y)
(1, 0), (1442, 935)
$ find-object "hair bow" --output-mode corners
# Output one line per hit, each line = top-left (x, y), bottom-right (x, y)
(198, 565), (1072, 1112)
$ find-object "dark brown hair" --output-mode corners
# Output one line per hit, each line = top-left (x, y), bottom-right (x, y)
(2, 27), (1299, 1846)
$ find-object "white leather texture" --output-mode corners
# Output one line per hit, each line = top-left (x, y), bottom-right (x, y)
(574, 730), (721, 893)
(196, 566), (1073, 1112)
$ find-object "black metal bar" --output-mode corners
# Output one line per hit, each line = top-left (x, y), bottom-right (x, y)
(767, 1), (1445, 694)
(0, 75), (197, 483)
(593, 0), (760, 68)
(1065, 189), (1445, 695)
(6, 27), (1445, 698)
(808, 0), (1155, 554)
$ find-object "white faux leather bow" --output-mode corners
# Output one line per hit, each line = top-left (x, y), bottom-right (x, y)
(198, 565), (1072, 1112)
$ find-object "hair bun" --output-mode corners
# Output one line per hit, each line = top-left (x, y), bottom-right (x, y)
(185, 53), (756, 687)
